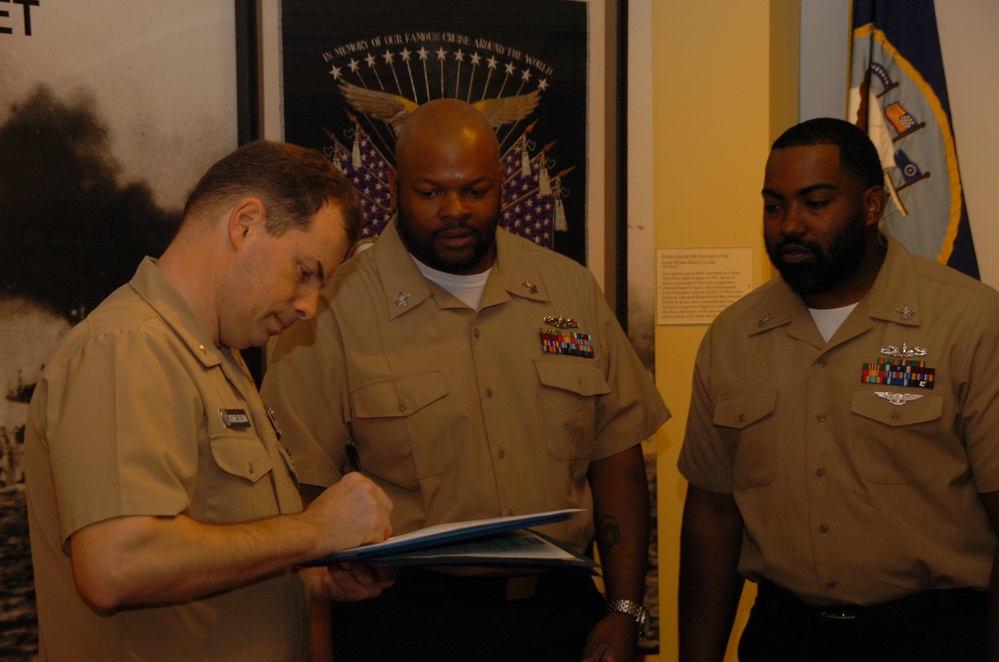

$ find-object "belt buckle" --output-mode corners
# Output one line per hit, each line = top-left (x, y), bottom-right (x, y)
(504, 575), (538, 601)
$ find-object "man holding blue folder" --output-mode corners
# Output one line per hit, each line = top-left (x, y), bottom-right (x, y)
(26, 141), (394, 661)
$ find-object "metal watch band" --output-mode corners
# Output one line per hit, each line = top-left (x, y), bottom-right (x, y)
(605, 598), (649, 639)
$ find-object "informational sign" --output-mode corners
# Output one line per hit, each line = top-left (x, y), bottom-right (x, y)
(656, 247), (753, 325)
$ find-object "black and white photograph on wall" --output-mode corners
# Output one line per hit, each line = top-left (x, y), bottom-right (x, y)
(0, 3), (238, 658)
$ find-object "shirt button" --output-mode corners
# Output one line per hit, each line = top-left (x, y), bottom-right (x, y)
(398, 401), (407, 412)
(497, 448), (506, 459)
(473, 328), (480, 339)
(827, 580), (838, 589)
(816, 413), (826, 422)
(737, 414), (746, 423)
(816, 359), (827, 368)
(819, 524), (829, 533)
(815, 467), (826, 478)
(485, 388), (494, 398)
(891, 411), (900, 420)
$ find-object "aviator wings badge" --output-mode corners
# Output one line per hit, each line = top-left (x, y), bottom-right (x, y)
(876, 391), (923, 406)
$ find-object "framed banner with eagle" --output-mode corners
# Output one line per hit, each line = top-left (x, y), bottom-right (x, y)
(255, 0), (597, 269)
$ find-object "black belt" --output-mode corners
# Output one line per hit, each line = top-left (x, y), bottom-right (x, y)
(757, 580), (986, 625)
(392, 567), (582, 602)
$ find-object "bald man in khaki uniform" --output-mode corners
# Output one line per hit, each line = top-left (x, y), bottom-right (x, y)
(26, 141), (394, 661)
(263, 99), (669, 661)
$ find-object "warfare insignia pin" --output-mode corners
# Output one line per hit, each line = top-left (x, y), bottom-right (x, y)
(880, 343), (927, 358)
(394, 291), (411, 307)
(876, 391), (923, 406)
(543, 315), (578, 329)
(895, 305), (916, 320)
(522, 278), (538, 294)
(758, 313), (773, 328)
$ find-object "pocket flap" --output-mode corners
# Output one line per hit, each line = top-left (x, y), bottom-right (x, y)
(210, 433), (273, 483)
(352, 371), (448, 419)
(713, 391), (779, 429)
(851, 389), (943, 427)
(534, 360), (611, 396)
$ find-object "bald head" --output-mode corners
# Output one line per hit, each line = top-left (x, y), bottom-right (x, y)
(395, 99), (501, 172)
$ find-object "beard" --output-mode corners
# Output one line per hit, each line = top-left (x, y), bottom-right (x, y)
(765, 210), (868, 297)
(395, 195), (500, 275)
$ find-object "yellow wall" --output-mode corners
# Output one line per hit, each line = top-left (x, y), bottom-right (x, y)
(651, 2), (798, 660)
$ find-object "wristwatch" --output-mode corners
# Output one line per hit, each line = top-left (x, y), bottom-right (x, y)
(606, 598), (649, 639)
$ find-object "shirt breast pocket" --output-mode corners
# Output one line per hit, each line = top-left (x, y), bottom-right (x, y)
(534, 359), (610, 461)
(350, 371), (455, 488)
(850, 388), (944, 484)
(712, 391), (778, 488)
(205, 432), (275, 522)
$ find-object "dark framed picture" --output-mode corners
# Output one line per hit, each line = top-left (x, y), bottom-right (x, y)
(245, 0), (622, 276)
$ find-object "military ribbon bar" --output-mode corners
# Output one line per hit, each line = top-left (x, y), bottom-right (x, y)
(539, 327), (594, 359)
(860, 358), (934, 388)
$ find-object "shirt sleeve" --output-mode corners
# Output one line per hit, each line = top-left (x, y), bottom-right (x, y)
(960, 299), (999, 494)
(588, 269), (671, 461)
(40, 326), (197, 542)
(677, 329), (737, 494)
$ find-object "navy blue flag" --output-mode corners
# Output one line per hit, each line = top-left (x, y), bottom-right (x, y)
(848, 0), (979, 279)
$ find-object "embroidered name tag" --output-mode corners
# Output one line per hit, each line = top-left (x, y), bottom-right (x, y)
(219, 408), (251, 428)
(539, 327), (594, 359)
(860, 358), (935, 389)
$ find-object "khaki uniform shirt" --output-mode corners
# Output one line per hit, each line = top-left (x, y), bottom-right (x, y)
(262, 222), (669, 550)
(26, 258), (307, 661)
(679, 236), (999, 605)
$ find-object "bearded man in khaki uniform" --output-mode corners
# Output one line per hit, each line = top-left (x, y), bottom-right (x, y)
(263, 99), (669, 661)
(678, 118), (999, 662)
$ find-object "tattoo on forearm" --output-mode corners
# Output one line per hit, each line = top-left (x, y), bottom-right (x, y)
(595, 515), (623, 555)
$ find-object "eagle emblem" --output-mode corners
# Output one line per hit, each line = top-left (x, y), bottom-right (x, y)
(339, 81), (540, 134)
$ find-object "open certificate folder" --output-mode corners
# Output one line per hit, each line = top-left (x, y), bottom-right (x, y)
(304, 508), (598, 573)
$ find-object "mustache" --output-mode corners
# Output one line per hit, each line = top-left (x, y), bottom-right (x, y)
(776, 237), (821, 253)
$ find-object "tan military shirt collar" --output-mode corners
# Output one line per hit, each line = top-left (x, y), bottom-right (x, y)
(373, 220), (552, 318)
(129, 257), (259, 407)
(748, 234), (921, 349)
(130, 257), (221, 365)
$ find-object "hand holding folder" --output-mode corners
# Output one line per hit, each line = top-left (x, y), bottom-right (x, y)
(304, 508), (598, 573)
